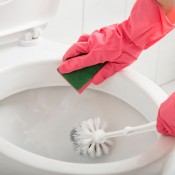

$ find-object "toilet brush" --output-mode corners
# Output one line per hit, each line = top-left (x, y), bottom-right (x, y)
(70, 118), (156, 158)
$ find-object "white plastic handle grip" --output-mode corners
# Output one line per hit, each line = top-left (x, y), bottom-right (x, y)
(0, 0), (13, 6)
(104, 121), (156, 139)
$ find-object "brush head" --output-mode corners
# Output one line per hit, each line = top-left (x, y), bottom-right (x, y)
(70, 118), (113, 158)
(58, 63), (104, 94)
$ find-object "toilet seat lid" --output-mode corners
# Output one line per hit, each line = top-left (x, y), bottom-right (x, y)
(0, 0), (60, 45)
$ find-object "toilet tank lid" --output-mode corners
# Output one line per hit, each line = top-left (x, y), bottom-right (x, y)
(0, 0), (60, 45)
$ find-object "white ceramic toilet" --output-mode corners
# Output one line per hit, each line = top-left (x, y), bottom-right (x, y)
(0, 0), (175, 175)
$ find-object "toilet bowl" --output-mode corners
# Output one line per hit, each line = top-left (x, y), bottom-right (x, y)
(0, 0), (175, 175)
(0, 40), (175, 175)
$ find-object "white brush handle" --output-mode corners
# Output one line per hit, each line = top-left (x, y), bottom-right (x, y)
(104, 121), (156, 139)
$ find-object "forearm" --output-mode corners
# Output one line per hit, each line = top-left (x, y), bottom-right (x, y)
(156, 0), (175, 14)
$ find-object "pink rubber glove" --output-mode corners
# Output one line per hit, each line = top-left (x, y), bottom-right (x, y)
(157, 92), (175, 136)
(59, 0), (174, 85)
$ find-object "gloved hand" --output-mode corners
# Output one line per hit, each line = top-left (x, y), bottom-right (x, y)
(59, 0), (174, 85)
(156, 92), (175, 136)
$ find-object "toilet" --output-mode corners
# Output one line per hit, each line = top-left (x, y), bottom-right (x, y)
(0, 0), (175, 175)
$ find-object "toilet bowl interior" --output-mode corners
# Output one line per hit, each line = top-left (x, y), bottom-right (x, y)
(0, 85), (157, 163)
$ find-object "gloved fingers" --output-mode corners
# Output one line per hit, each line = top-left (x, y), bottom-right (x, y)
(156, 117), (175, 136)
(59, 52), (103, 73)
(62, 34), (89, 62)
(60, 49), (119, 73)
(62, 42), (89, 62)
(77, 34), (89, 42)
(156, 92), (175, 136)
(92, 61), (130, 85)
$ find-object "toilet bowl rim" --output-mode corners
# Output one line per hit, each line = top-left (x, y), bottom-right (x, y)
(0, 60), (173, 174)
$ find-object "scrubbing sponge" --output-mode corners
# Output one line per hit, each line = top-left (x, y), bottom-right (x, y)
(57, 63), (104, 94)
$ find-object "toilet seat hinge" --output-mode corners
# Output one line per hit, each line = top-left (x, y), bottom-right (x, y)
(19, 27), (42, 47)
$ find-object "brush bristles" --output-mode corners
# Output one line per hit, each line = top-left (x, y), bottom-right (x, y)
(70, 118), (113, 158)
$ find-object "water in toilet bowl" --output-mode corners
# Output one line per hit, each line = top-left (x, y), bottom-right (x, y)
(0, 86), (157, 164)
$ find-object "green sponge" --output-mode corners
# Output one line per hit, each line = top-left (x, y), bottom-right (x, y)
(58, 63), (104, 94)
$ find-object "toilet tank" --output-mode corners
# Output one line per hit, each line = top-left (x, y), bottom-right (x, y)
(0, 0), (60, 45)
